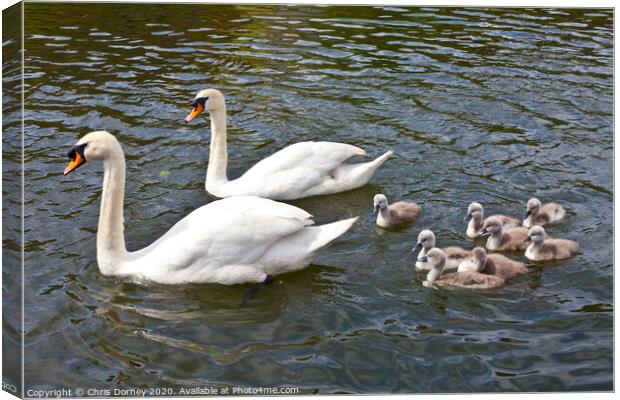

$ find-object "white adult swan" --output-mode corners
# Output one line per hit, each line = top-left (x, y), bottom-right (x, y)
(184, 88), (394, 200)
(63, 131), (358, 285)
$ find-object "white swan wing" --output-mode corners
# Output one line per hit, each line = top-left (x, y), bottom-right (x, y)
(129, 196), (312, 282)
(224, 141), (367, 199)
(240, 141), (367, 180)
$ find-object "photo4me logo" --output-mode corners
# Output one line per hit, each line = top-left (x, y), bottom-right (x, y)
(231, 386), (300, 395)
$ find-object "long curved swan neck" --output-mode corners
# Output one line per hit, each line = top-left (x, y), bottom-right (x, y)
(97, 148), (127, 275)
(207, 106), (229, 185)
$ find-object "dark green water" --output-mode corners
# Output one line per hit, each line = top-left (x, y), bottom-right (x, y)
(8, 3), (614, 394)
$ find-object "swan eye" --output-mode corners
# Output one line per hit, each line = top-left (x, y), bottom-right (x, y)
(67, 143), (87, 161)
(192, 97), (207, 107)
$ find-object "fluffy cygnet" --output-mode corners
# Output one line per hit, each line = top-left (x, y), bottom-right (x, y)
(413, 229), (471, 271)
(420, 248), (505, 289)
(523, 225), (579, 261)
(464, 202), (520, 238)
(458, 247), (527, 280)
(373, 194), (421, 228)
(523, 198), (565, 228)
(479, 217), (530, 251)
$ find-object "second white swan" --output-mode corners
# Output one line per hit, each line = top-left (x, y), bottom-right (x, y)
(185, 88), (394, 200)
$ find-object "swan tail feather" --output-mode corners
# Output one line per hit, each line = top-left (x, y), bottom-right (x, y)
(373, 149), (394, 165)
(363, 150), (394, 177)
(307, 216), (359, 253)
(334, 150), (393, 189)
(260, 217), (358, 274)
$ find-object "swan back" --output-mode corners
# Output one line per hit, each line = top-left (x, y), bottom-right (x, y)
(436, 272), (505, 289)
(486, 253), (528, 279)
(388, 201), (421, 224)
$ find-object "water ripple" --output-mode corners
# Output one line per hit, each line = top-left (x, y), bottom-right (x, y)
(11, 3), (612, 394)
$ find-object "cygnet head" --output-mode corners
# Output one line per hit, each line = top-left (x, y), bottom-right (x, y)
(525, 198), (542, 219)
(479, 216), (502, 236)
(63, 131), (122, 175)
(373, 194), (388, 212)
(412, 229), (436, 253)
(524, 225), (546, 244)
(185, 88), (226, 123)
(419, 248), (446, 285)
(465, 202), (484, 221)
